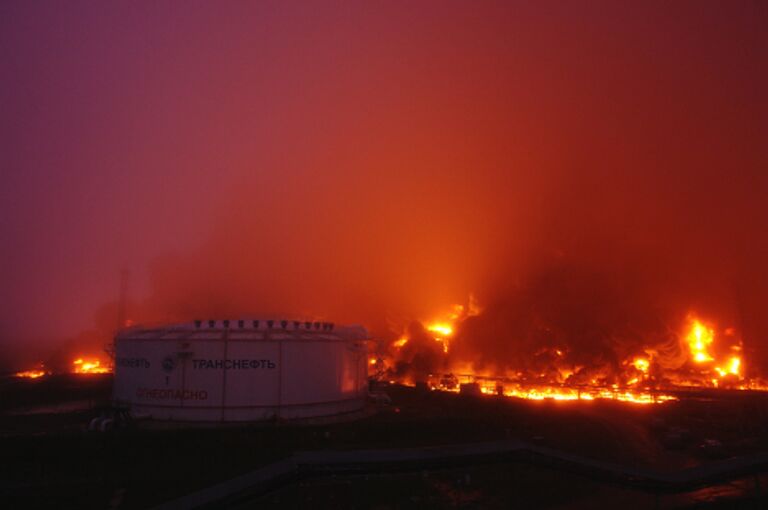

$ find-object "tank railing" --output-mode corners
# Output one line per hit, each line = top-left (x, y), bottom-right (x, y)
(188, 319), (335, 332)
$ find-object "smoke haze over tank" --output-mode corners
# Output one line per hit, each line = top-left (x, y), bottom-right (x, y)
(0, 2), (767, 371)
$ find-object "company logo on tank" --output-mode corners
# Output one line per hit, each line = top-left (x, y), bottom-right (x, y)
(192, 359), (277, 369)
(161, 356), (177, 373)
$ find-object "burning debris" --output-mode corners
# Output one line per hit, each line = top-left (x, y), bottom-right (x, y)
(12, 355), (112, 379)
(682, 317), (743, 388)
(72, 357), (111, 375)
(13, 368), (48, 379)
(374, 296), (764, 405)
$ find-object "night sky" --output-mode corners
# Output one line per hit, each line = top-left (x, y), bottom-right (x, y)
(1, 1), (767, 370)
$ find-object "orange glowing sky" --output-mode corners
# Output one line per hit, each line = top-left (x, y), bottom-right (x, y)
(1, 1), (767, 370)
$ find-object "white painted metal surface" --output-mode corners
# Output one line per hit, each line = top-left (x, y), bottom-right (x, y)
(112, 320), (369, 422)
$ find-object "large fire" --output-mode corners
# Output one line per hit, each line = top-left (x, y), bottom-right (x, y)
(376, 303), (763, 405)
(394, 302), (478, 357)
(687, 319), (715, 363)
(681, 317), (744, 387)
(426, 322), (452, 353)
(72, 357), (111, 374)
(12, 355), (112, 379)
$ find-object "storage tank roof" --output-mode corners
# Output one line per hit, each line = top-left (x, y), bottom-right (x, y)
(116, 320), (369, 342)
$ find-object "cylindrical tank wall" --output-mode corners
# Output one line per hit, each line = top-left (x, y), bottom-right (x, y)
(112, 328), (368, 422)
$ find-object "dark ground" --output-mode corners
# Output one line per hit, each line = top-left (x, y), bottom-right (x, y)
(2, 374), (768, 509)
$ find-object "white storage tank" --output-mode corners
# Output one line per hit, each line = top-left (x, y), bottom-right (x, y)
(112, 319), (369, 422)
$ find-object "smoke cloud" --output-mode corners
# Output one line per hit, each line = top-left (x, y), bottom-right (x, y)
(1, 2), (766, 372)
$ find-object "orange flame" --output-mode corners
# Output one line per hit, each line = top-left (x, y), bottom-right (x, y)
(422, 302), (477, 354)
(378, 304), (760, 404)
(393, 337), (408, 348)
(461, 378), (675, 404)
(715, 356), (741, 378)
(686, 318), (715, 363)
(426, 323), (452, 353)
(683, 316), (744, 384)
(14, 369), (47, 379)
(426, 323), (453, 337)
(632, 357), (650, 373)
(72, 357), (111, 374)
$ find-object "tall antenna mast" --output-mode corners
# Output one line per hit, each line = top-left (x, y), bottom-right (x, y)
(117, 268), (130, 331)
(107, 269), (130, 361)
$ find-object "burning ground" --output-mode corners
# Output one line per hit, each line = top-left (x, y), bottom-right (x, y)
(375, 259), (765, 403)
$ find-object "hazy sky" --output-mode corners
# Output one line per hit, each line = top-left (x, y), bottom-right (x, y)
(1, 1), (766, 369)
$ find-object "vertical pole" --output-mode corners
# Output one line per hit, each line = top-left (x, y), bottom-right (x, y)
(221, 325), (229, 423)
(107, 269), (130, 362)
(116, 269), (129, 330)
(180, 355), (186, 410)
(277, 330), (283, 421)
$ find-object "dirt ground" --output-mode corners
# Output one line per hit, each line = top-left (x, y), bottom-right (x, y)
(2, 375), (768, 509)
